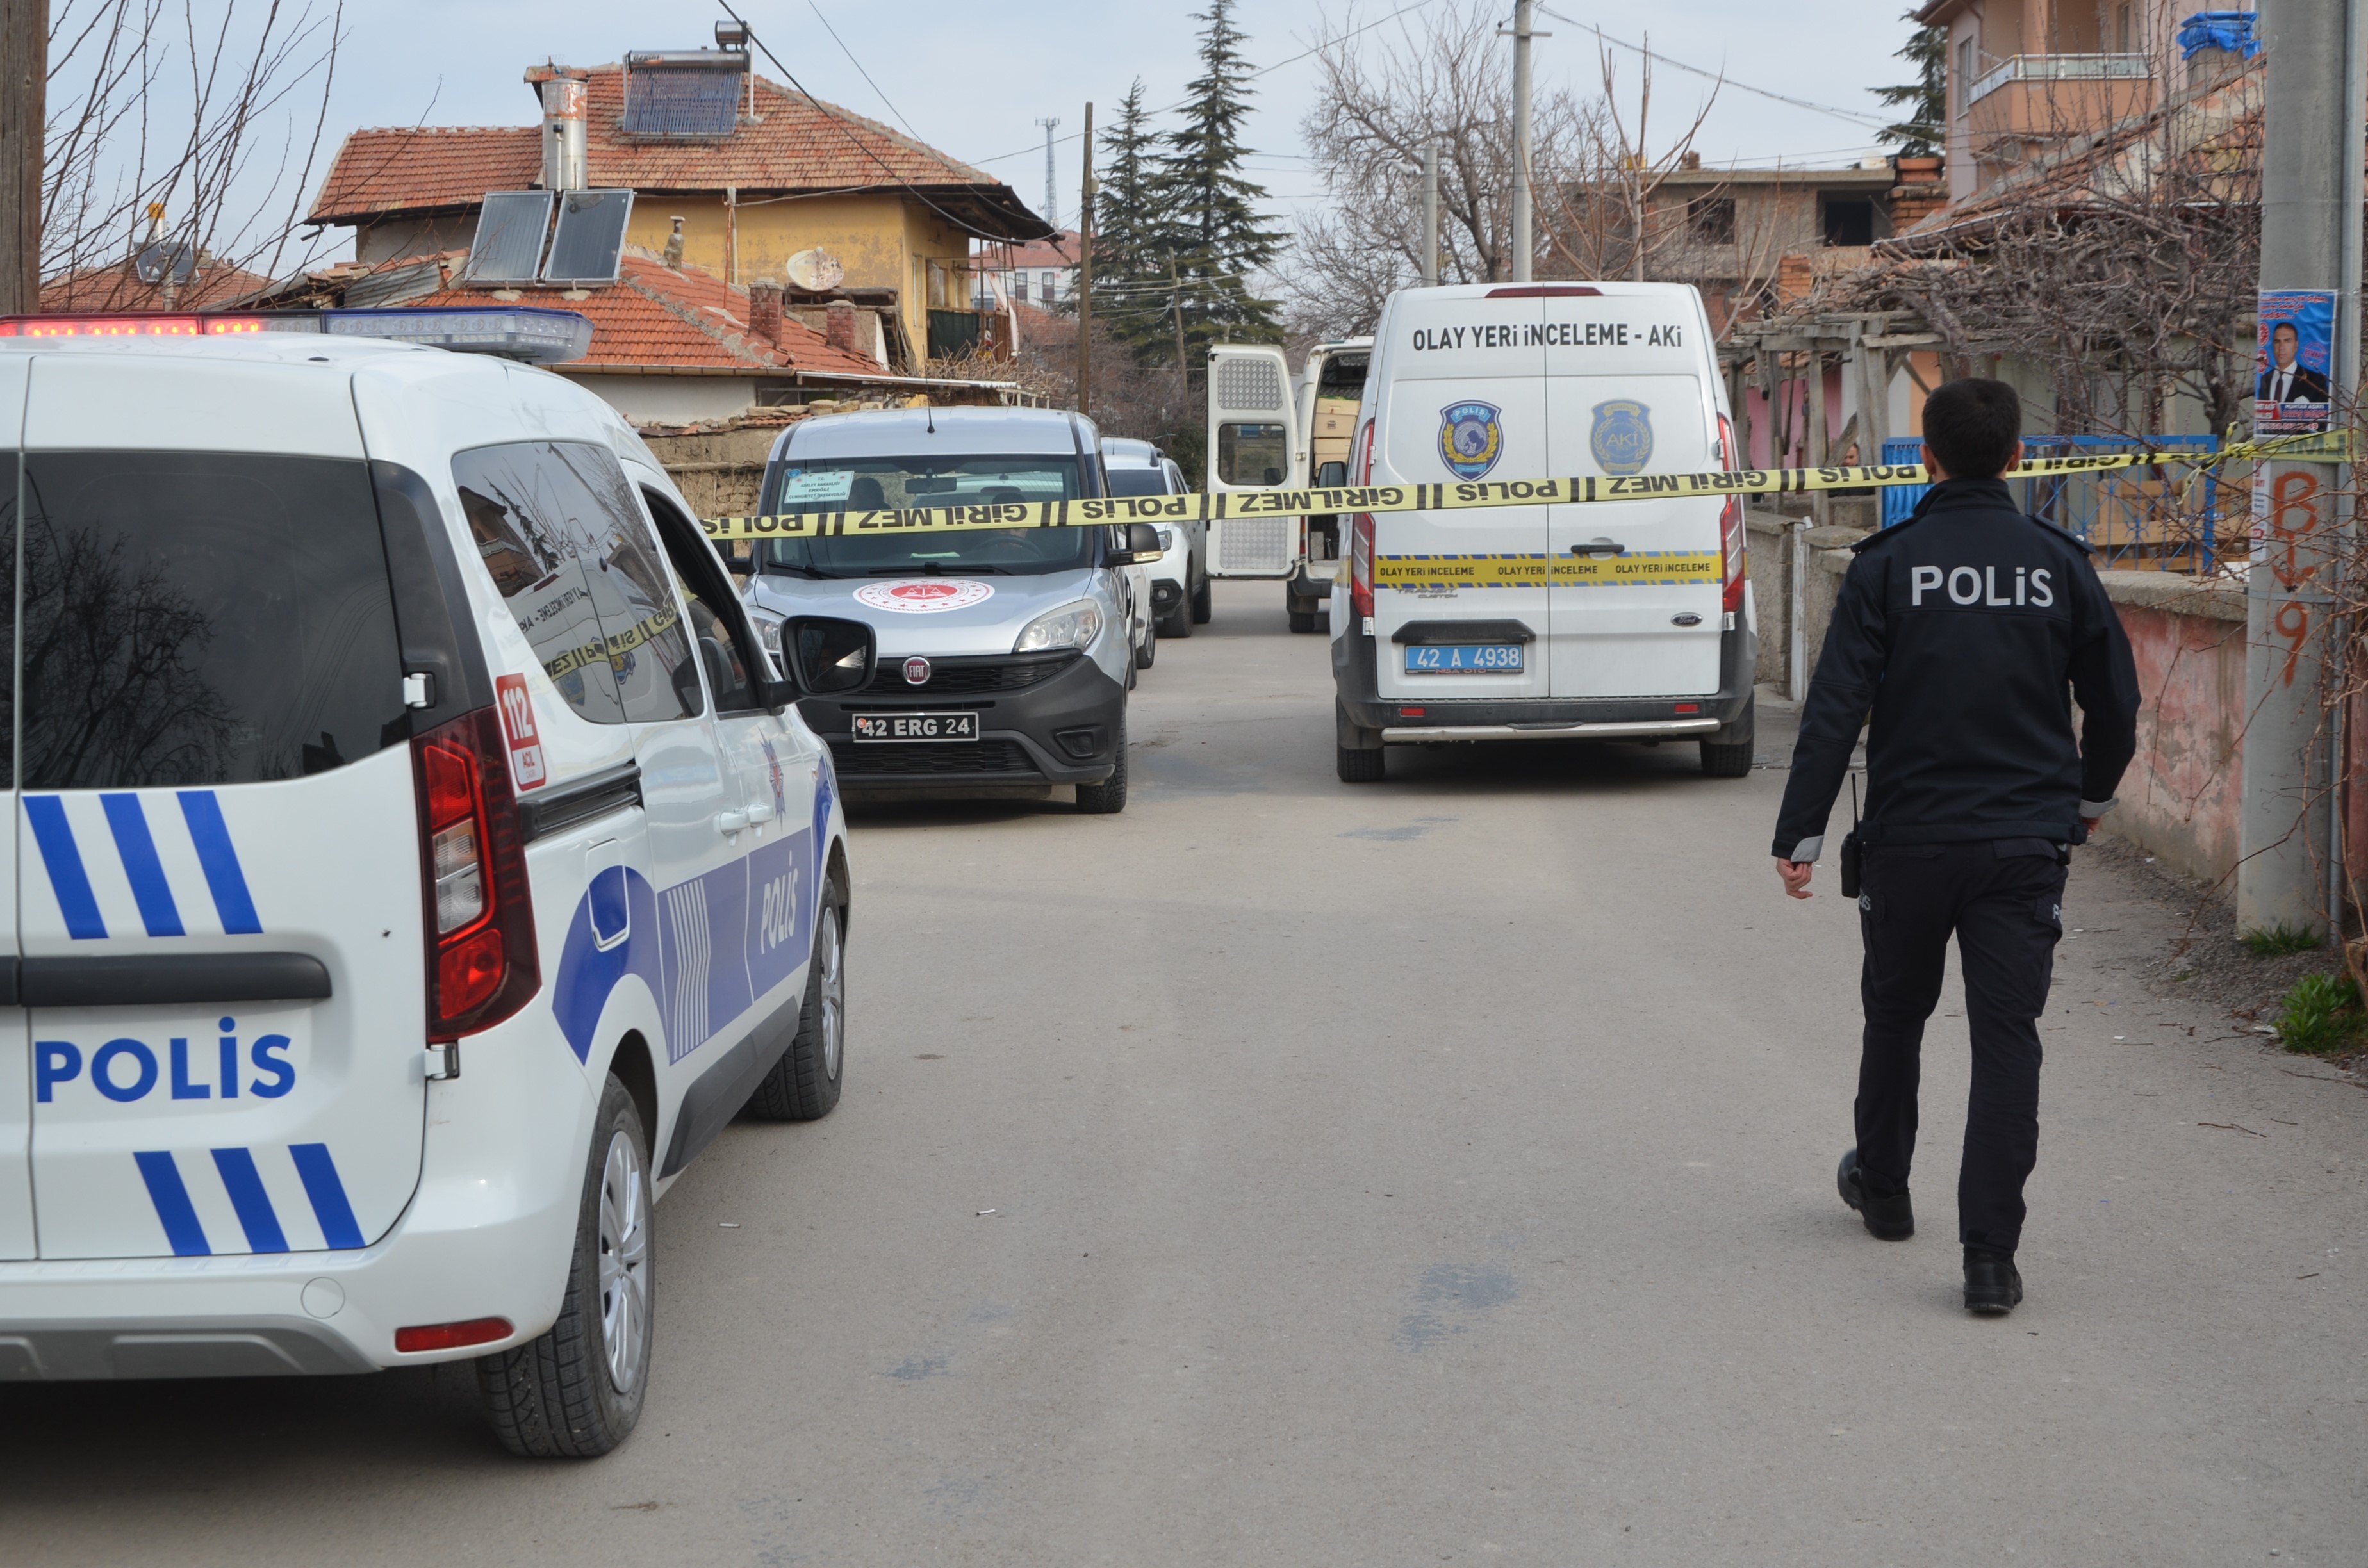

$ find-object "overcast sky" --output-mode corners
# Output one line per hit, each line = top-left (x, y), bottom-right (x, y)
(99, 0), (1923, 261)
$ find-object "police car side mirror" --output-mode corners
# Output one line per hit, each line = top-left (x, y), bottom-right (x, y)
(1110, 521), (1165, 566)
(1315, 460), (1347, 487)
(786, 616), (875, 698)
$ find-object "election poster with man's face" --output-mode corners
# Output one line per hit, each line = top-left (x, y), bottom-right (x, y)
(2255, 290), (2336, 435)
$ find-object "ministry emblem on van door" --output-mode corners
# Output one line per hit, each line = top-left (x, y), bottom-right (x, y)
(1438, 401), (1504, 480)
(1590, 399), (1654, 475)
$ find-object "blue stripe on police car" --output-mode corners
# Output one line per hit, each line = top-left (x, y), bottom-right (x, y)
(24, 790), (265, 940)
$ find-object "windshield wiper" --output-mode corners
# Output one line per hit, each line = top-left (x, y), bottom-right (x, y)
(858, 563), (1010, 575)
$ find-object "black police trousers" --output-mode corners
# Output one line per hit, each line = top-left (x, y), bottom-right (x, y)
(1855, 838), (2068, 1254)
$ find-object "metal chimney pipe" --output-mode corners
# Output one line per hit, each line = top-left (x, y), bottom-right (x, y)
(541, 76), (588, 192)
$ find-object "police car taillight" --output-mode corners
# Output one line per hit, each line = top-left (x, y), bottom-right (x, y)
(413, 708), (541, 1040)
(1717, 413), (1747, 615)
(1349, 420), (1377, 619)
(395, 1316), (513, 1353)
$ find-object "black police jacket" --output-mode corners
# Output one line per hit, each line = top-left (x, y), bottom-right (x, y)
(1771, 478), (2141, 860)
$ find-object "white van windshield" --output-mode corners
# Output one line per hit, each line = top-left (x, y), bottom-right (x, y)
(757, 454), (1095, 577)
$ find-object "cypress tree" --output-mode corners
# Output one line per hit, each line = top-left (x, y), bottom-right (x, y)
(1149, 0), (1285, 354)
(1092, 80), (1175, 352)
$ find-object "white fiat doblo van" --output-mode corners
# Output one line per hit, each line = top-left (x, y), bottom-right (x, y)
(0, 309), (873, 1458)
(1325, 282), (1756, 781)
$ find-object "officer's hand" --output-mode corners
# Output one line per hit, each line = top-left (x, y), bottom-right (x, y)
(1775, 857), (1814, 899)
(2080, 815), (2102, 835)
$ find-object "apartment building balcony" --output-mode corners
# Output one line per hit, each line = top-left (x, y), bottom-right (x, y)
(1966, 53), (2155, 145)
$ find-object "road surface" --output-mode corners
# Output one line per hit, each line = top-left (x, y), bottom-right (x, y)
(5, 582), (2362, 1565)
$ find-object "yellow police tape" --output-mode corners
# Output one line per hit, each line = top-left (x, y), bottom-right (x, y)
(1374, 550), (1722, 587)
(697, 429), (2351, 544)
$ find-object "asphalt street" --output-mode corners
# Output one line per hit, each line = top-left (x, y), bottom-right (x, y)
(4, 580), (2363, 1566)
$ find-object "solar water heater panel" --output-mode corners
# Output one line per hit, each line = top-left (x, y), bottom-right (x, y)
(463, 192), (554, 284)
(543, 190), (634, 284)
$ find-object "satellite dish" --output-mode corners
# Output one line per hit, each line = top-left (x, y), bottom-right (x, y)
(784, 248), (844, 293)
(135, 242), (196, 285)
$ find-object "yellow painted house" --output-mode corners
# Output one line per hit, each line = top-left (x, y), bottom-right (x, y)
(308, 49), (1048, 370)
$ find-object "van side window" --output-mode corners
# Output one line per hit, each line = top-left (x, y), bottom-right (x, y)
(453, 442), (702, 726)
(1216, 422), (1288, 487)
(20, 452), (405, 788)
(641, 487), (762, 712)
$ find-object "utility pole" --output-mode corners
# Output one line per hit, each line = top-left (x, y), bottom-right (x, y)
(1395, 148), (1442, 286)
(1169, 252), (1188, 375)
(1036, 117), (1061, 231)
(1075, 102), (1094, 418)
(0, 0), (44, 315)
(1419, 142), (1440, 285)
(1508, 0), (1537, 283)
(2240, 0), (2364, 939)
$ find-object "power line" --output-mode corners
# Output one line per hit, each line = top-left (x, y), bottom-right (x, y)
(718, 1), (1029, 243)
(1533, 4), (1896, 131)
(801, 0), (924, 142)
(966, 0), (1444, 170)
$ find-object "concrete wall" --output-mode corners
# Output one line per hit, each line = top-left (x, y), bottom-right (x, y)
(637, 423), (784, 518)
(564, 373), (761, 429)
(2095, 572), (2246, 886)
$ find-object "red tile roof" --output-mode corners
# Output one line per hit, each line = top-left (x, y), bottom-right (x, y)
(311, 65), (1047, 239)
(311, 126), (542, 220)
(395, 249), (885, 377)
(39, 258), (276, 313)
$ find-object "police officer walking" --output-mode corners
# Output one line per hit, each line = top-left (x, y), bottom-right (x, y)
(1770, 379), (2140, 1316)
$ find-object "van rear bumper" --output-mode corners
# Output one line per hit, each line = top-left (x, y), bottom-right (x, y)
(1333, 619), (1756, 740)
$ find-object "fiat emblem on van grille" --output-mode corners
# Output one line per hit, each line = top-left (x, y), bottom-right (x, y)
(903, 656), (932, 685)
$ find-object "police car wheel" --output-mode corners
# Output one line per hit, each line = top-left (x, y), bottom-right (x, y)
(1135, 625), (1157, 669)
(1074, 716), (1129, 814)
(477, 1074), (654, 1458)
(1190, 577), (1212, 624)
(745, 879), (849, 1122)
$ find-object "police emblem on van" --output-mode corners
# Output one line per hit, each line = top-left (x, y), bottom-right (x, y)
(1590, 399), (1655, 475)
(1438, 401), (1504, 480)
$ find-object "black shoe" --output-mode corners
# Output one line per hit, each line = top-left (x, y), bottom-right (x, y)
(1964, 1248), (2023, 1315)
(1836, 1148), (1913, 1241)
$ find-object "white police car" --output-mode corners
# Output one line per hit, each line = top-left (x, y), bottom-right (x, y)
(0, 308), (873, 1458)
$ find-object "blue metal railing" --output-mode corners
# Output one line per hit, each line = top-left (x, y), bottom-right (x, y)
(1879, 434), (2222, 570)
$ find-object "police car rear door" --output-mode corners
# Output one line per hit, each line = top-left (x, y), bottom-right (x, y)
(1205, 344), (1300, 577)
(0, 358), (30, 1260)
(1372, 287), (1550, 701)
(20, 352), (425, 1261)
(1540, 286), (1723, 698)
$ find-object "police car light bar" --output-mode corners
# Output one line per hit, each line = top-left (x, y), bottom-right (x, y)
(0, 306), (594, 364)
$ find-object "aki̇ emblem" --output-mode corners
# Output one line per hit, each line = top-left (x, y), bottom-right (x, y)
(1590, 399), (1654, 475)
(1438, 400), (1504, 480)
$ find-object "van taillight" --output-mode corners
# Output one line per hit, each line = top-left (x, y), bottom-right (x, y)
(1717, 414), (1747, 615)
(413, 707), (539, 1040)
(1351, 514), (1376, 618)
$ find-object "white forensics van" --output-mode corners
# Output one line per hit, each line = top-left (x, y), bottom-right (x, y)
(0, 311), (873, 1458)
(1329, 282), (1756, 781)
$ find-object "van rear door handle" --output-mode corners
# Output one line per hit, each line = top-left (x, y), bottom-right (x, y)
(716, 808), (749, 836)
(1572, 537), (1627, 557)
